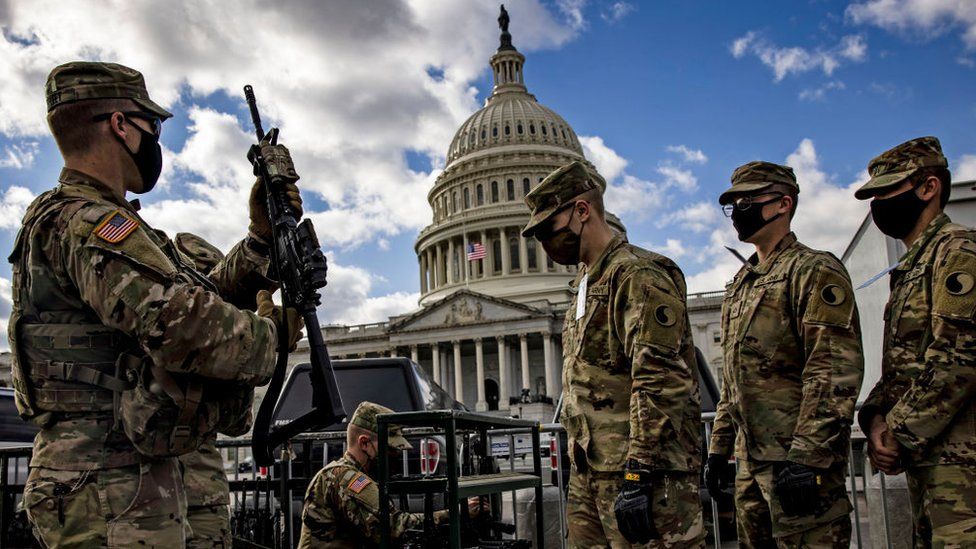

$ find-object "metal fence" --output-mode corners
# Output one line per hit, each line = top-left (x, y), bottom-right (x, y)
(0, 415), (901, 548)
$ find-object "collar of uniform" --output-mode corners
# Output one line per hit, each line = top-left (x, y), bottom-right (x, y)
(577, 233), (626, 286)
(896, 213), (951, 272)
(58, 167), (134, 212)
(745, 232), (797, 275)
(342, 451), (367, 473)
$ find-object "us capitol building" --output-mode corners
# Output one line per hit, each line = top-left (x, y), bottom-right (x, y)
(290, 10), (726, 417)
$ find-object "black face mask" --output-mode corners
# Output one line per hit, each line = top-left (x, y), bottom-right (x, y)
(123, 122), (163, 194)
(870, 184), (929, 240)
(731, 197), (782, 241)
(540, 209), (581, 265)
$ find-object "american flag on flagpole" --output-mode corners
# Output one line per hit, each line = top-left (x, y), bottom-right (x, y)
(466, 242), (486, 261)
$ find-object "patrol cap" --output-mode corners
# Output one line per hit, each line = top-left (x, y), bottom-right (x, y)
(45, 61), (173, 119)
(350, 401), (412, 451)
(522, 161), (600, 238)
(854, 136), (948, 200)
(718, 161), (798, 205)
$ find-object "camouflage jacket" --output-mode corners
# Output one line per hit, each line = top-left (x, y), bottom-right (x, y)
(560, 235), (701, 473)
(709, 233), (864, 469)
(7, 168), (277, 469)
(859, 214), (976, 466)
(298, 452), (445, 548)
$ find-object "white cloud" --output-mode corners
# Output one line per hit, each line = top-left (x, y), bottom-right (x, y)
(666, 144), (708, 164)
(730, 32), (868, 81)
(0, 277), (10, 352)
(580, 135), (628, 182)
(847, 0), (976, 49)
(956, 154), (976, 181)
(0, 142), (40, 169)
(604, 174), (663, 218)
(556, 0), (588, 31)
(601, 2), (635, 23)
(799, 80), (846, 101)
(656, 164), (697, 192)
(958, 56), (976, 67)
(317, 259), (419, 326)
(0, 185), (36, 230)
(660, 201), (721, 233)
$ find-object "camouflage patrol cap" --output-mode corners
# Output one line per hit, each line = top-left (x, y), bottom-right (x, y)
(854, 136), (948, 200)
(350, 401), (412, 451)
(719, 161), (798, 205)
(45, 61), (173, 119)
(521, 161), (599, 237)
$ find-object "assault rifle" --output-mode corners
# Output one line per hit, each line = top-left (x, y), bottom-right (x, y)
(244, 85), (345, 467)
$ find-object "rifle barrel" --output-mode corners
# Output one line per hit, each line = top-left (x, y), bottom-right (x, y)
(243, 85), (265, 142)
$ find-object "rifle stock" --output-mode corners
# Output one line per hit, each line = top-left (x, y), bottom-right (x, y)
(244, 85), (345, 467)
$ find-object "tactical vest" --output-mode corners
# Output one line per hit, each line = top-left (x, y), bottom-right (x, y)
(8, 188), (218, 457)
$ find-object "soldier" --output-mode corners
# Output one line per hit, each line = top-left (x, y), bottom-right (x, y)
(704, 161), (864, 548)
(854, 137), (976, 548)
(173, 232), (263, 549)
(522, 161), (704, 547)
(8, 61), (304, 547)
(298, 401), (484, 547)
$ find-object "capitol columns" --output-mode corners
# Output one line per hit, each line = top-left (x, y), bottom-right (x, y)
(447, 239), (456, 285)
(452, 340), (463, 402)
(432, 343), (441, 385)
(496, 336), (509, 409)
(500, 227), (511, 275)
(419, 254), (427, 293)
(434, 245), (443, 288)
(518, 233), (528, 271)
(410, 345), (419, 364)
(462, 232), (470, 281)
(543, 331), (557, 398)
(474, 337), (487, 411)
(519, 333), (530, 395)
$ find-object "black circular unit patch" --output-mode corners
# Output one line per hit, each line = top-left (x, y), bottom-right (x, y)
(945, 271), (975, 296)
(821, 284), (846, 306)
(654, 304), (676, 326)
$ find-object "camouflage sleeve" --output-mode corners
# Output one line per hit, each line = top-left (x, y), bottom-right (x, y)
(857, 378), (889, 434)
(788, 258), (864, 468)
(57, 205), (276, 386)
(616, 266), (696, 469)
(207, 239), (278, 310)
(330, 469), (424, 543)
(887, 244), (976, 453)
(708, 365), (736, 457)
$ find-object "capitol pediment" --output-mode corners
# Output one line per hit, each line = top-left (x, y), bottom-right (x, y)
(390, 289), (545, 332)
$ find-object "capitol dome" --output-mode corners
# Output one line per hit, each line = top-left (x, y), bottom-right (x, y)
(415, 10), (624, 308)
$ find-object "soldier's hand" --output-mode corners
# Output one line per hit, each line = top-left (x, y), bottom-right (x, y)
(704, 453), (732, 498)
(613, 465), (659, 543)
(248, 175), (304, 242)
(774, 462), (822, 516)
(466, 497), (489, 517)
(867, 415), (902, 474)
(256, 290), (304, 352)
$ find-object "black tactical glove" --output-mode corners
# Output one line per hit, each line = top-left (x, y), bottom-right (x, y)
(248, 142), (303, 242)
(613, 464), (659, 544)
(704, 453), (733, 498)
(774, 461), (822, 516)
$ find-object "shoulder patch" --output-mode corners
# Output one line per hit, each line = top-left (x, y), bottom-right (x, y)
(93, 210), (139, 244)
(933, 250), (976, 319)
(635, 284), (685, 353)
(803, 263), (855, 328)
(347, 474), (372, 494)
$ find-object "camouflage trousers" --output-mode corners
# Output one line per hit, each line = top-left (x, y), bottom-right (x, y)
(567, 467), (704, 548)
(181, 442), (231, 548)
(734, 458), (852, 548)
(23, 458), (187, 548)
(906, 464), (976, 548)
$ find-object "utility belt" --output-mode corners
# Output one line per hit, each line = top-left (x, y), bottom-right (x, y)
(16, 323), (214, 458)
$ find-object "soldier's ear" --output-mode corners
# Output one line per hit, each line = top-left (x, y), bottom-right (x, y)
(576, 200), (591, 223)
(916, 175), (940, 202)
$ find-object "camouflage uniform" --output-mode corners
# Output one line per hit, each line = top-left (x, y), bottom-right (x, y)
(9, 63), (277, 547)
(856, 136), (976, 549)
(173, 233), (266, 549)
(298, 402), (433, 548)
(710, 162), (864, 548)
(523, 162), (704, 548)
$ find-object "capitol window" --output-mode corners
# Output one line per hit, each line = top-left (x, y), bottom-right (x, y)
(527, 239), (538, 270)
(509, 237), (520, 272)
(463, 187), (470, 209)
(517, 122), (523, 134)
(492, 239), (502, 273)
(541, 125), (547, 136)
(476, 184), (484, 205)
(522, 178), (530, 195)
(452, 191), (457, 213)
(491, 181), (499, 202)
(481, 128), (486, 140)
(529, 123), (535, 134)
(492, 125), (498, 137)
(504, 124), (510, 136)
(506, 179), (515, 201)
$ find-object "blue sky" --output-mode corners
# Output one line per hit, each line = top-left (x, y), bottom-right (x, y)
(1, 0), (975, 348)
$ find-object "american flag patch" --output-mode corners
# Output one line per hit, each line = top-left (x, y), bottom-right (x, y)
(347, 474), (372, 494)
(94, 211), (139, 243)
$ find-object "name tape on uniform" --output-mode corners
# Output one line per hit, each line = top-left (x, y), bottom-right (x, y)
(576, 272), (588, 321)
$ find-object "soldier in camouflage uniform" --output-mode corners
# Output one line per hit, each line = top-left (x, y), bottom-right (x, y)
(8, 62), (305, 547)
(704, 161), (864, 548)
(522, 161), (704, 548)
(854, 137), (976, 548)
(298, 402), (484, 547)
(174, 233), (262, 549)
